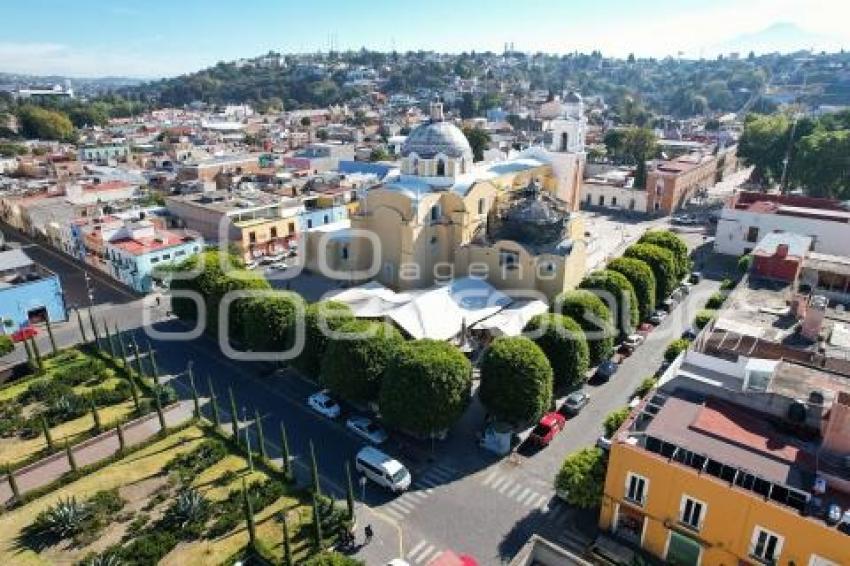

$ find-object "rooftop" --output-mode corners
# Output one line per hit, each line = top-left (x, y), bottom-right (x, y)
(109, 230), (199, 256)
(729, 191), (850, 221)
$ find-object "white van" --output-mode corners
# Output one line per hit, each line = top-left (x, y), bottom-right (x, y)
(355, 447), (411, 492)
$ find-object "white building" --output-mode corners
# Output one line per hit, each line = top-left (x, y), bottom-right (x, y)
(715, 192), (850, 257)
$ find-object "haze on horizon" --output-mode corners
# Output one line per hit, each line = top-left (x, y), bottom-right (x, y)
(1, 0), (848, 79)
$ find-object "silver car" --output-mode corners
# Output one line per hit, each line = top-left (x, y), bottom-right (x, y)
(346, 416), (388, 444)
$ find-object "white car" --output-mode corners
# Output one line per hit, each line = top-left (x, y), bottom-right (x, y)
(245, 259), (260, 270)
(621, 334), (645, 352)
(649, 310), (667, 325)
(387, 561), (411, 566)
(346, 416), (388, 444)
(307, 390), (341, 419)
(268, 261), (288, 271)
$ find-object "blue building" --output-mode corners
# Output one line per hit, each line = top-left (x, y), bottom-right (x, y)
(298, 199), (348, 231)
(0, 249), (67, 330)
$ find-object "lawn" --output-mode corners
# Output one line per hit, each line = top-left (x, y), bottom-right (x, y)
(0, 424), (326, 566)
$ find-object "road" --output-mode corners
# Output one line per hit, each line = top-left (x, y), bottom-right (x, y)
(0, 223), (727, 565)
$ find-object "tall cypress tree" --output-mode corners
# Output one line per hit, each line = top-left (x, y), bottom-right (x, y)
(6, 466), (20, 501)
(309, 440), (321, 496)
(90, 398), (102, 433)
(103, 321), (115, 358)
(345, 461), (355, 521)
(228, 387), (240, 445)
(254, 409), (267, 459)
(207, 375), (221, 428)
(66, 440), (78, 473)
(280, 422), (292, 482)
(116, 422), (126, 453)
(242, 478), (257, 544)
(189, 370), (200, 419)
(131, 336), (144, 379)
(23, 339), (36, 372)
(88, 308), (100, 350)
(45, 318), (57, 356)
(116, 324), (128, 369)
(281, 511), (293, 566)
(76, 309), (88, 343)
(311, 493), (324, 550)
(40, 416), (54, 451)
(147, 342), (160, 385)
(154, 388), (166, 432)
(29, 336), (43, 371)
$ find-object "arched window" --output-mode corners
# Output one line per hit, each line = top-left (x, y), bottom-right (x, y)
(561, 132), (569, 151)
(430, 204), (440, 222)
(436, 159), (446, 176)
(478, 198), (486, 215)
(460, 157), (466, 173)
(411, 156), (419, 175)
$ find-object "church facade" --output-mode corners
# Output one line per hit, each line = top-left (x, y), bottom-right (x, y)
(335, 97), (588, 300)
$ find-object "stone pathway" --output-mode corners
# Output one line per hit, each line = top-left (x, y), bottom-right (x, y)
(0, 400), (194, 504)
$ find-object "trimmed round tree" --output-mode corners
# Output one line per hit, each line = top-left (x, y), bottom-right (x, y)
(379, 340), (472, 437)
(639, 230), (691, 279)
(624, 243), (678, 303)
(321, 320), (403, 404)
(554, 290), (615, 366)
(239, 292), (305, 353)
(479, 337), (553, 426)
(554, 448), (607, 509)
(607, 256), (657, 321)
(523, 314), (589, 389)
(295, 301), (355, 379)
(579, 270), (639, 333)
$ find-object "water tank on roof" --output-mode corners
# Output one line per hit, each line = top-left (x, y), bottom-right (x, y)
(788, 400), (807, 423)
(809, 390), (825, 405)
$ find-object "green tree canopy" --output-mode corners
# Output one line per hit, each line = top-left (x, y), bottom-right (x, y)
(462, 126), (491, 162)
(638, 230), (691, 279)
(607, 257), (656, 320)
(239, 292), (304, 353)
(523, 314), (589, 389)
(624, 243), (678, 303)
(603, 407), (630, 437)
(738, 113), (791, 184)
(554, 290), (615, 366)
(664, 338), (691, 362)
(294, 301), (355, 379)
(579, 270), (639, 333)
(379, 340), (472, 436)
(321, 320), (403, 404)
(622, 126), (658, 188)
(17, 105), (75, 141)
(554, 448), (607, 509)
(479, 337), (553, 426)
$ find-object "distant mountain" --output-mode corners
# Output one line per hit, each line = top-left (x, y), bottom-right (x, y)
(0, 72), (145, 96)
(708, 22), (846, 57)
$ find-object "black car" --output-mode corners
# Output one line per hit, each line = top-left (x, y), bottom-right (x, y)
(561, 391), (590, 415)
(595, 360), (619, 381)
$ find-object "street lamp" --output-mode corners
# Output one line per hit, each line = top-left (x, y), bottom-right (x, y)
(243, 406), (254, 473)
(83, 272), (94, 307)
(359, 475), (367, 503)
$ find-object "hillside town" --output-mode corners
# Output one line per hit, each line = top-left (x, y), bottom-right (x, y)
(0, 10), (849, 566)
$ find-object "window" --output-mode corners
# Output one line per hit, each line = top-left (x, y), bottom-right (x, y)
(629, 199), (635, 210)
(654, 202), (661, 211)
(746, 226), (760, 243)
(599, 195), (605, 206)
(307, 219), (313, 229)
(288, 222), (295, 234)
(162, 254), (170, 260)
(679, 496), (705, 530)
(323, 214), (329, 224)
(560, 132), (569, 151)
(611, 197), (618, 206)
(430, 205), (440, 222)
(478, 198), (486, 215)
(270, 227), (278, 238)
(150, 257), (159, 264)
(809, 555), (839, 566)
(586, 194), (592, 204)
(436, 159), (446, 176)
(341, 246), (349, 260)
(750, 526), (783, 564)
(249, 231), (257, 244)
(499, 249), (519, 268)
(175, 250), (186, 257)
(625, 473), (647, 505)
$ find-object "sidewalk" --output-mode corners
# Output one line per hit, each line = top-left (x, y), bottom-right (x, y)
(0, 400), (194, 505)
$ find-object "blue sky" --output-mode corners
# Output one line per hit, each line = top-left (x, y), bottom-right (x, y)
(1, 0), (847, 78)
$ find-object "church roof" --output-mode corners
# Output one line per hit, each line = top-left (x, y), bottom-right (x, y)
(401, 120), (473, 160)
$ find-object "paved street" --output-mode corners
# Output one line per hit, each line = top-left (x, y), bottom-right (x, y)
(0, 222), (728, 565)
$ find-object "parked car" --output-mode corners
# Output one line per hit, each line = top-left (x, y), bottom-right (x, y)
(561, 391), (590, 416)
(346, 416), (388, 444)
(672, 214), (699, 225)
(528, 412), (567, 446)
(596, 435), (612, 451)
(10, 326), (37, 342)
(637, 322), (654, 335)
(268, 261), (288, 271)
(245, 259), (260, 270)
(682, 327), (698, 340)
(839, 510), (850, 535)
(689, 271), (703, 284)
(649, 310), (667, 325)
(620, 334), (645, 353)
(355, 446), (411, 492)
(307, 390), (341, 419)
(258, 256), (276, 266)
(595, 360), (619, 381)
(661, 298), (678, 312)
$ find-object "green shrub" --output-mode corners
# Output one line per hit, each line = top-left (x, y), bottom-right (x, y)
(694, 309), (716, 329)
(523, 314), (589, 389)
(115, 530), (178, 566)
(634, 377), (658, 398)
(479, 337), (553, 426)
(603, 407), (630, 437)
(737, 254), (753, 275)
(167, 438), (227, 480)
(664, 338), (691, 362)
(0, 335), (13, 357)
(720, 278), (735, 291)
(705, 292), (726, 310)
(554, 448), (607, 509)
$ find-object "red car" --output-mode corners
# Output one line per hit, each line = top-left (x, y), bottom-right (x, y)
(529, 412), (567, 446)
(637, 322), (654, 335)
(428, 550), (479, 566)
(10, 326), (37, 343)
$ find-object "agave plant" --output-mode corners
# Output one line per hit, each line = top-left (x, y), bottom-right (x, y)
(35, 496), (90, 538)
(168, 488), (209, 528)
(87, 553), (122, 566)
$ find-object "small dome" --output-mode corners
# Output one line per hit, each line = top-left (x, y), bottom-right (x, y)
(401, 121), (473, 160)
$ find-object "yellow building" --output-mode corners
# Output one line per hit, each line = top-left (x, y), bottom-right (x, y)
(599, 355), (850, 566)
(338, 100), (587, 300)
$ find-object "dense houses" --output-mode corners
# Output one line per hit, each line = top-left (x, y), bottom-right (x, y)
(0, 248), (66, 328)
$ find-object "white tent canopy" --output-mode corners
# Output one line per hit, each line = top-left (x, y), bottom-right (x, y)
(471, 299), (549, 338)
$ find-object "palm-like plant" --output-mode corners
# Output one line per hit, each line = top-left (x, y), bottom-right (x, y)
(87, 553), (123, 566)
(35, 496), (90, 538)
(168, 488), (209, 528)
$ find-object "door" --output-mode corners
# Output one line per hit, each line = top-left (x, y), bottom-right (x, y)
(665, 531), (701, 566)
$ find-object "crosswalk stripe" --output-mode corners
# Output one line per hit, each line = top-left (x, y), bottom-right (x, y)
(413, 544), (436, 564)
(491, 476), (508, 490)
(407, 540), (427, 559)
(409, 490), (429, 501)
(534, 494), (549, 508)
(483, 470), (499, 486)
(498, 479), (514, 494)
(507, 483), (523, 498)
(389, 500), (414, 514)
(384, 506), (406, 521)
(417, 477), (440, 489)
(517, 487), (532, 503)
